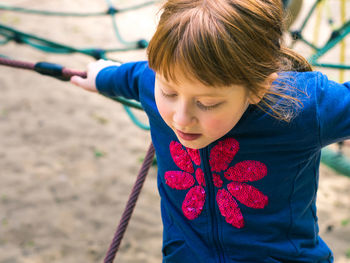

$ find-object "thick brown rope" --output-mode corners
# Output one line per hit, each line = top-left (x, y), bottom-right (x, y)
(0, 57), (87, 80)
(0, 57), (156, 262)
(104, 143), (155, 263)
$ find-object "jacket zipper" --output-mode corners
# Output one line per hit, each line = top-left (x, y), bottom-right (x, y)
(201, 147), (225, 263)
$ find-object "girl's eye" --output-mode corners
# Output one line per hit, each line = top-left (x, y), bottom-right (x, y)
(196, 101), (222, 111)
(161, 89), (177, 98)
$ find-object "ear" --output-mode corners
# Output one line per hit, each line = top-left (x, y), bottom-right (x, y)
(248, 72), (278, 104)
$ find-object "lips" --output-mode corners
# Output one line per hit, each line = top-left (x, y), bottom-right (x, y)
(176, 129), (202, 141)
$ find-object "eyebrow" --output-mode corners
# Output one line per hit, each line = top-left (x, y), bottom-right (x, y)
(157, 77), (228, 98)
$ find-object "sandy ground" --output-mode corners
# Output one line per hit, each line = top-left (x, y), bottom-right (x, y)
(0, 0), (349, 262)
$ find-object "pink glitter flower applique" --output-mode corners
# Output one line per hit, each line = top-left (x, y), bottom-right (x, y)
(164, 138), (268, 228)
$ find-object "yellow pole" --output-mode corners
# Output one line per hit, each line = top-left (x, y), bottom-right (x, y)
(339, 0), (346, 83)
(313, 0), (324, 49)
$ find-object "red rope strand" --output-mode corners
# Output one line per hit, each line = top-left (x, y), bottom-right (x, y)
(0, 57), (87, 79)
(104, 143), (155, 263)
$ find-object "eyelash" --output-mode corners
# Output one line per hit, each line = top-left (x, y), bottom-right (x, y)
(196, 101), (220, 111)
(160, 90), (221, 111)
(160, 90), (177, 98)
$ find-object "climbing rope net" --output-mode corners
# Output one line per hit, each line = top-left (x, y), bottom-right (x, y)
(0, 0), (158, 131)
(0, 1), (154, 58)
(288, 0), (350, 71)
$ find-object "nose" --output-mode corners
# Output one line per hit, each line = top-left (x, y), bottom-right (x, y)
(173, 102), (196, 129)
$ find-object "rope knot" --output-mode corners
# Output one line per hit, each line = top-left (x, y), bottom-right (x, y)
(13, 33), (24, 44)
(107, 6), (119, 15)
(137, 39), (148, 49)
(91, 49), (106, 60)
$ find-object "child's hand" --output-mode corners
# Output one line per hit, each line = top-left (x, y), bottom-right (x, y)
(70, 59), (120, 92)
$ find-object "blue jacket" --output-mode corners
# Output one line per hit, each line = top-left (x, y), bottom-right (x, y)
(96, 61), (350, 263)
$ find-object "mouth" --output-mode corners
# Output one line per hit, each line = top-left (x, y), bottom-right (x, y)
(176, 129), (202, 141)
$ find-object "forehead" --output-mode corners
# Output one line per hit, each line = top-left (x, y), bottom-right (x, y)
(156, 70), (247, 98)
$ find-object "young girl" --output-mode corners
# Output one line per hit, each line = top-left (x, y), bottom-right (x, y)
(71, 0), (349, 262)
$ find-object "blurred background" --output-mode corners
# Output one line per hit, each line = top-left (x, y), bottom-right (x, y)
(0, 0), (349, 262)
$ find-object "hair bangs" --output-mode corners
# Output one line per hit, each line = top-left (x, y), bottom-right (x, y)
(147, 2), (247, 87)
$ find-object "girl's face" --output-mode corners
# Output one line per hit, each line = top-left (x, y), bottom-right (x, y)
(155, 70), (255, 149)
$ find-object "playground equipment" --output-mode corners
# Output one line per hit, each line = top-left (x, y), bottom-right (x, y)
(288, 0), (350, 70)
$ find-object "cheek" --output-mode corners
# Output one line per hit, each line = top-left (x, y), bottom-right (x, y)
(203, 117), (232, 135)
(204, 99), (249, 137)
(202, 114), (241, 138)
(155, 91), (172, 124)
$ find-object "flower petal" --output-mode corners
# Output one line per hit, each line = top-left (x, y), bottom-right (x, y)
(209, 138), (239, 173)
(216, 189), (244, 228)
(224, 160), (267, 182)
(170, 141), (194, 173)
(212, 173), (223, 188)
(186, 148), (201, 166)
(227, 182), (268, 209)
(182, 186), (206, 220)
(195, 168), (206, 187)
(165, 171), (195, 190)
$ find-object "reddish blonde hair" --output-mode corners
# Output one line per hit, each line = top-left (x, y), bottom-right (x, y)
(147, 0), (312, 121)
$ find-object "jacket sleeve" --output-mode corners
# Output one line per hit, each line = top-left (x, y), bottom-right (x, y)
(95, 61), (149, 102)
(316, 72), (350, 147)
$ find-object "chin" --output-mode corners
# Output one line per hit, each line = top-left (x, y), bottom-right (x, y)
(178, 138), (211, 150)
